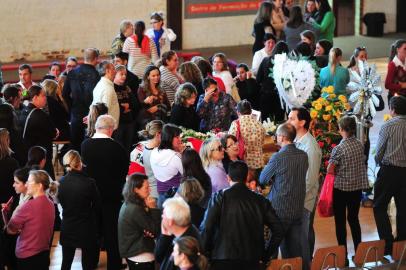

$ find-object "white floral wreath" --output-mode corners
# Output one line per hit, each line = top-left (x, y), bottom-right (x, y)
(274, 53), (316, 109)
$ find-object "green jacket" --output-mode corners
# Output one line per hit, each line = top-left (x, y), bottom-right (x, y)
(313, 11), (335, 43)
(118, 202), (161, 258)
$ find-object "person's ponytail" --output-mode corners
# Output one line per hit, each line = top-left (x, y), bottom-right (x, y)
(329, 47), (342, 75)
(196, 253), (209, 270)
(389, 39), (406, 62)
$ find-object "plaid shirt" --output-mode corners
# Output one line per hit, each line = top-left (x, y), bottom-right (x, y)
(329, 136), (369, 191)
(375, 115), (406, 167)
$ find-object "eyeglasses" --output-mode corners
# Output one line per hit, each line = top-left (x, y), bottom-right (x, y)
(211, 145), (224, 152)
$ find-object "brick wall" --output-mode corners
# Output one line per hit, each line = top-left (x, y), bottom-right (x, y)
(0, 0), (166, 63)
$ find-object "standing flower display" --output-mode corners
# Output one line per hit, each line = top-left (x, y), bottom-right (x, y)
(310, 86), (351, 176)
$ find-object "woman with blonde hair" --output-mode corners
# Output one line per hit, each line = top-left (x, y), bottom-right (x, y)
(0, 128), (19, 204)
(111, 19), (134, 56)
(58, 150), (101, 270)
(128, 120), (164, 199)
(172, 236), (208, 270)
(86, 102), (108, 138)
(320, 47), (349, 95)
(170, 83), (200, 130)
(7, 170), (55, 270)
(200, 137), (229, 193)
(42, 79), (70, 141)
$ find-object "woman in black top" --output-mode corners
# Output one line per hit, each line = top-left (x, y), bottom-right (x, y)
(42, 79), (70, 141)
(177, 177), (206, 228)
(220, 134), (240, 174)
(20, 85), (58, 179)
(114, 65), (138, 153)
(179, 62), (205, 104)
(256, 41), (289, 121)
(58, 150), (101, 270)
(170, 83), (200, 131)
(181, 148), (212, 208)
(0, 128), (19, 204)
(253, 2), (275, 54)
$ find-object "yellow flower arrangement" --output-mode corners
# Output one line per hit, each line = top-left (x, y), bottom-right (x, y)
(322, 114), (331, 121)
(310, 86), (351, 129)
(310, 110), (318, 119)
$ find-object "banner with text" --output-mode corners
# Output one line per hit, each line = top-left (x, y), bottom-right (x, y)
(185, 0), (262, 19)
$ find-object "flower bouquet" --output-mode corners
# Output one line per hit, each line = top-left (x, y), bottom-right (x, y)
(309, 86), (352, 176)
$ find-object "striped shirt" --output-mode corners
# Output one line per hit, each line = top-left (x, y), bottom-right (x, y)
(259, 144), (308, 221)
(375, 115), (406, 168)
(122, 36), (158, 78)
(329, 136), (369, 191)
(159, 65), (181, 104)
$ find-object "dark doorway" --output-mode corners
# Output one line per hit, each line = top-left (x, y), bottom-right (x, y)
(334, 0), (355, 36)
(167, 0), (182, 50)
(397, 0), (406, 32)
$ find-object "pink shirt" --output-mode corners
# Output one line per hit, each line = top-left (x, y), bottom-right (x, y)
(8, 195), (55, 258)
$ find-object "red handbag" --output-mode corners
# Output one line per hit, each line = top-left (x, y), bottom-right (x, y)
(317, 174), (335, 217)
(236, 120), (246, 160)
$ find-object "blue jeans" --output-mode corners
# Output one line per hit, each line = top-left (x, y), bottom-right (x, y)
(280, 218), (303, 259)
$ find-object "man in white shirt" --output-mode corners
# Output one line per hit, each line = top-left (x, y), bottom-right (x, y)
(17, 64), (37, 92)
(92, 61), (120, 125)
(288, 107), (321, 270)
(251, 33), (276, 76)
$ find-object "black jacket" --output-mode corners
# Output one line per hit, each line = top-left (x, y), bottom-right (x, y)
(169, 104), (200, 131)
(62, 63), (100, 119)
(200, 183), (284, 263)
(236, 78), (260, 110)
(20, 103), (57, 155)
(81, 137), (129, 203)
(155, 225), (202, 270)
(58, 170), (101, 247)
(47, 96), (70, 140)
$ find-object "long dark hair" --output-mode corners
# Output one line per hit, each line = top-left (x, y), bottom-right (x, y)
(315, 0), (331, 24)
(181, 148), (212, 194)
(134, 20), (146, 48)
(389, 39), (406, 62)
(287, 6), (304, 28)
(158, 124), (182, 151)
(348, 47), (367, 68)
(254, 1), (273, 25)
(122, 173), (148, 207)
(142, 65), (161, 97)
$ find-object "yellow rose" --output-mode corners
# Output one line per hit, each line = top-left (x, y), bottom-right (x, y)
(317, 97), (324, 103)
(383, 114), (392, 121)
(310, 110), (318, 119)
(327, 86), (334, 93)
(344, 103), (351, 111)
(329, 94), (337, 99)
(311, 101), (318, 107)
(335, 110), (342, 119)
(325, 105), (333, 111)
(338, 95), (347, 103)
(322, 114), (331, 121)
(315, 103), (322, 111)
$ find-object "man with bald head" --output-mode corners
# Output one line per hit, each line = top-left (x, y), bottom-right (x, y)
(260, 123), (308, 261)
(63, 48), (100, 151)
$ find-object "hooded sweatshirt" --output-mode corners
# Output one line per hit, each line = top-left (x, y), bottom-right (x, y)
(150, 148), (183, 193)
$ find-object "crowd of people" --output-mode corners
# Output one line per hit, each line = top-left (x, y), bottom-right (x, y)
(0, 1), (406, 270)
